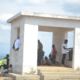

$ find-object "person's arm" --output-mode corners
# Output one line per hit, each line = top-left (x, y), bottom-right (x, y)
(64, 46), (72, 52)
(63, 46), (67, 49)
(55, 50), (58, 55)
(63, 46), (70, 50)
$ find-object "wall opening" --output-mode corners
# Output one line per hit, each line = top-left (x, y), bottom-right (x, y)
(38, 31), (53, 66)
(65, 31), (74, 68)
(38, 31), (53, 58)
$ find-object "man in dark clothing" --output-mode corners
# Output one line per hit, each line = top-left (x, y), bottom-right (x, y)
(3, 54), (9, 69)
(38, 40), (44, 65)
(62, 39), (69, 67)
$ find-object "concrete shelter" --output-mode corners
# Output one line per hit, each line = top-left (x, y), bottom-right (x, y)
(7, 12), (80, 75)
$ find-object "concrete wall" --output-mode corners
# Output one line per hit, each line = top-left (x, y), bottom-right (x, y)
(10, 17), (38, 74)
(73, 28), (80, 70)
(10, 24), (18, 73)
(25, 16), (80, 28)
(10, 17), (25, 74)
(22, 24), (38, 75)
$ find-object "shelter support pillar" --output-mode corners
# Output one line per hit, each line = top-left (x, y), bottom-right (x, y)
(13, 24), (38, 75)
(22, 24), (38, 75)
(52, 30), (68, 64)
(73, 28), (80, 70)
(10, 26), (19, 73)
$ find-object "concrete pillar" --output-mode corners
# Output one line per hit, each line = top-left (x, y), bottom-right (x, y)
(52, 30), (68, 64)
(73, 28), (80, 70)
(65, 32), (68, 40)
(22, 24), (38, 75)
(10, 25), (19, 73)
(15, 24), (38, 75)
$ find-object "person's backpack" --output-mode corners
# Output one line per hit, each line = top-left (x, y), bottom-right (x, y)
(12, 40), (16, 49)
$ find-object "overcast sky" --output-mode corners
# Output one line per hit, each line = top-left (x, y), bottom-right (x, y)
(0, 0), (79, 56)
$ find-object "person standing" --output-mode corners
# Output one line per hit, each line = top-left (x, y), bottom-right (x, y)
(62, 39), (68, 66)
(38, 40), (43, 65)
(14, 36), (20, 50)
(52, 45), (58, 65)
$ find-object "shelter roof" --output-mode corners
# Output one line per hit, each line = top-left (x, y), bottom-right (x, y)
(7, 12), (80, 23)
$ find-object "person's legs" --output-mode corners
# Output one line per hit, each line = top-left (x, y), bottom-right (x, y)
(67, 52), (71, 61)
(0, 66), (1, 69)
(51, 57), (53, 63)
(62, 54), (66, 65)
(52, 55), (55, 64)
(38, 52), (39, 65)
(69, 52), (71, 60)
(52, 55), (54, 64)
(38, 52), (42, 65)
(53, 55), (55, 64)
(2, 65), (7, 69)
(54, 55), (56, 64)
(46, 63), (50, 66)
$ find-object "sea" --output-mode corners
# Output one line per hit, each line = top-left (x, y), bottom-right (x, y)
(0, 56), (5, 60)
(0, 54), (8, 60)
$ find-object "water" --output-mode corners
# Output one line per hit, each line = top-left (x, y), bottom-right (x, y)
(0, 56), (5, 60)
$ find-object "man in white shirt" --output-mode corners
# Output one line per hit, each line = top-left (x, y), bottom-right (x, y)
(15, 37), (20, 50)
(62, 39), (68, 66)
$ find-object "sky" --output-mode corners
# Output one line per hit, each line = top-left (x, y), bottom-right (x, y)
(0, 0), (79, 56)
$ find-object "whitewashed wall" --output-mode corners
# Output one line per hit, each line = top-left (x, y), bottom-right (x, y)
(22, 24), (38, 75)
(73, 28), (80, 70)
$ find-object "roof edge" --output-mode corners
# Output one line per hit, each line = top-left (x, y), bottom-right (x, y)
(7, 12), (22, 23)
(7, 12), (80, 23)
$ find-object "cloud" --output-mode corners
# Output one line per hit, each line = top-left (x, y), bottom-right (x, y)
(0, 14), (13, 22)
(0, 1), (19, 14)
(16, 0), (47, 4)
(65, 0), (80, 3)
(0, 0), (75, 17)
(0, 25), (11, 30)
(63, 2), (80, 15)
